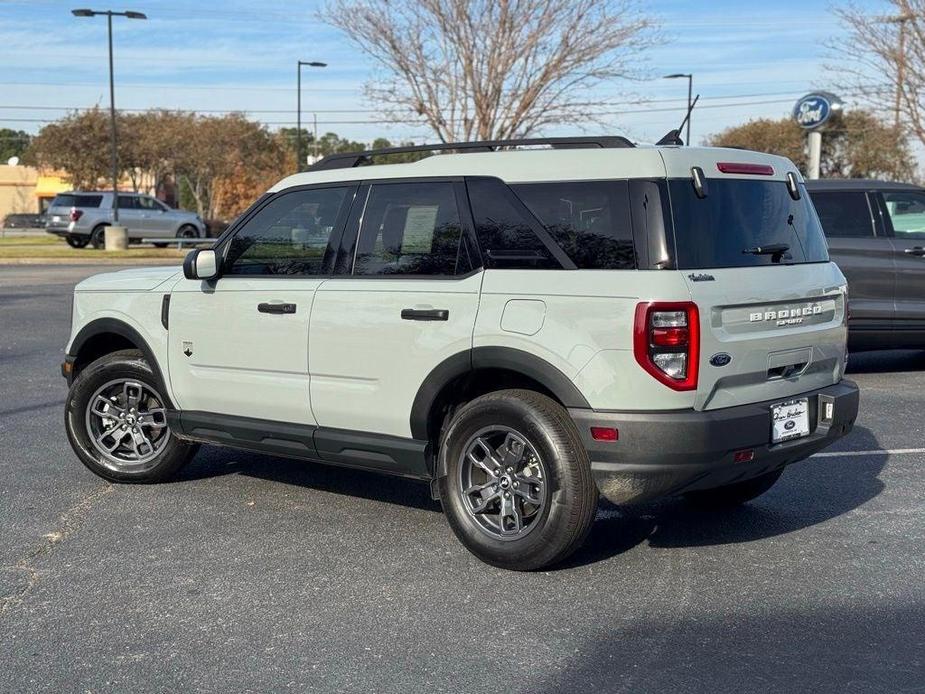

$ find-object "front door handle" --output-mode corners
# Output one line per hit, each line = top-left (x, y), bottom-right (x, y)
(258, 302), (296, 314)
(903, 246), (925, 256)
(401, 308), (449, 321)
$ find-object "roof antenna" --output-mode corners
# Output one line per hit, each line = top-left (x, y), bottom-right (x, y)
(656, 94), (700, 146)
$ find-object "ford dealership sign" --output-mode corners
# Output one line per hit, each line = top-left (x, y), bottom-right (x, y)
(792, 92), (843, 130)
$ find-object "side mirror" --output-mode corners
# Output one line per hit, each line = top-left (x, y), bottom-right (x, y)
(183, 248), (219, 281)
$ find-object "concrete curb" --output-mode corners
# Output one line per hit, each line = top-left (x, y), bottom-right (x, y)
(0, 257), (183, 266)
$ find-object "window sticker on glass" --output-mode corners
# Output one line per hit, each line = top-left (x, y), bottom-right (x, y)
(401, 205), (439, 253)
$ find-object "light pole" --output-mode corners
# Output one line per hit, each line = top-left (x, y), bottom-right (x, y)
(72, 8), (147, 224)
(664, 73), (693, 145)
(297, 61), (327, 172)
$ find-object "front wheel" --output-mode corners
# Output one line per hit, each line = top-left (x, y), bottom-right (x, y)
(684, 469), (783, 508)
(177, 225), (199, 239)
(66, 235), (90, 248)
(438, 390), (598, 571)
(65, 349), (198, 483)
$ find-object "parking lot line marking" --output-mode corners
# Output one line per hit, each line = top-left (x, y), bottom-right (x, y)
(812, 447), (925, 458)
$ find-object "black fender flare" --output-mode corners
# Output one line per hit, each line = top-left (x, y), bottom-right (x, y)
(68, 318), (170, 401)
(409, 346), (591, 440)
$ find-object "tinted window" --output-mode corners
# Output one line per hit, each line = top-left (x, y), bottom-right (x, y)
(669, 179), (829, 269)
(807, 191), (874, 238)
(467, 178), (559, 269)
(883, 190), (925, 239)
(117, 196), (140, 210)
(137, 196), (166, 211)
(512, 181), (635, 269)
(225, 187), (349, 275)
(354, 182), (471, 276)
(52, 194), (103, 208)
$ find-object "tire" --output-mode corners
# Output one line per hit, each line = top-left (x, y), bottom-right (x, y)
(64, 349), (198, 483)
(438, 389), (598, 571)
(66, 235), (90, 249)
(153, 243), (168, 248)
(89, 224), (108, 249)
(684, 469), (784, 508)
(177, 224), (199, 239)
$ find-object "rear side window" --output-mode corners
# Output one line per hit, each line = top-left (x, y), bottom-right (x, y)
(883, 190), (925, 239)
(353, 181), (472, 276)
(466, 178), (559, 269)
(808, 191), (875, 238)
(669, 179), (829, 269)
(512, 181), (635, 269)
(52, 194), (103, 208)
(224, 187), (350, 275)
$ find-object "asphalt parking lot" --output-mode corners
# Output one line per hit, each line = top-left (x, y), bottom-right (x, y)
(1, 264), (922, 693)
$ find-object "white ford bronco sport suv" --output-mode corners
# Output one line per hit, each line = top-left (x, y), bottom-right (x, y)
(62, 137), (859, 570)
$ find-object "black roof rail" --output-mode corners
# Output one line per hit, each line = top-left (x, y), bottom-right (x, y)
(306, 135), (635, 171)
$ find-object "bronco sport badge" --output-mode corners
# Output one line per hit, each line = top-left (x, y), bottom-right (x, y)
(749, 304), (823, 327)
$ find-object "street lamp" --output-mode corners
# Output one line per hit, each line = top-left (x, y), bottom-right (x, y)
(71, 8), (147, 223)
(297, 60), (327, 172)
(664, 73), (693, 146)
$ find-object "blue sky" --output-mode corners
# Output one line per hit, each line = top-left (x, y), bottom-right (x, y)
(0, 0), (888, 146)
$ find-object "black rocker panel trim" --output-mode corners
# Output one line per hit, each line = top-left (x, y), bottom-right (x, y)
(168, 410), (431, 480)
(409, 346), (592, 440)
(67, 318), (170, 401)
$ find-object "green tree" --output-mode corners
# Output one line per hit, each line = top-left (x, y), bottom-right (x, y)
(707, 110), (917, 181)
(0, 129), (31, 162)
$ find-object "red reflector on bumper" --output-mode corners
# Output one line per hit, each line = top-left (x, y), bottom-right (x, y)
(733, 449), (755, 463)
(590, 427), (618, 442)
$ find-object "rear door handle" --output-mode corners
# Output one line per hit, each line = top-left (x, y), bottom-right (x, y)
(903, 246), (925, 256)
(401, 308), (449, 321)
(258, 302), (296, 314)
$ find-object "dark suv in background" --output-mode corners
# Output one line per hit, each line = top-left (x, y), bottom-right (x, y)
(807, 179), (925, 350)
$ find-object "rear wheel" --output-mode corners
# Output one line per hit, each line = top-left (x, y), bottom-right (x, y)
(89, 224), (107, 249)
(684, 469), (783, 508)
(65, 349), (198, 483)
(438, 389), (598, 571)
(177, 224), (199, 239)
(66, 235), (90, 248)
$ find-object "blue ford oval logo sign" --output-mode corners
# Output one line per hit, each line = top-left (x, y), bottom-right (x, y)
(710, 353), (732, 367)
(793, 92), (843, 130)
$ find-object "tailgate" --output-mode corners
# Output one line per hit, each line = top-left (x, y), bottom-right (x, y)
(686, 263), (848, 411)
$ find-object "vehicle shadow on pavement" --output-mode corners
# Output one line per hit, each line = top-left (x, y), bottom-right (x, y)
(177, 447), (441, 512)
(537, 603), (924, 694)
(563, 425), (887, 568)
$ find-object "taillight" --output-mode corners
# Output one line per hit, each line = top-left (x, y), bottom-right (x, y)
(69, 207), (83, 222)
(633, 301), (700, 391)
(716, 162), (774, 176)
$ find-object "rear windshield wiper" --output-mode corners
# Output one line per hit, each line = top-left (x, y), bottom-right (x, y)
(742, 243), (790, 260)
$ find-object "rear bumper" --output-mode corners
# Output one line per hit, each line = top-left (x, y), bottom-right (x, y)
(570, 380), (859, 505)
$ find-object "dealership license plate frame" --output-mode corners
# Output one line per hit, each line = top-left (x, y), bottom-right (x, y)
(771, 398), (810, 444)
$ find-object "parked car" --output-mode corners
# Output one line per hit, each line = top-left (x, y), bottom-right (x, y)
(806, 179), (925, 350)
(61, 138), (858, 570)
(45, 191), (206, 248)
(2, 212), (46, 229)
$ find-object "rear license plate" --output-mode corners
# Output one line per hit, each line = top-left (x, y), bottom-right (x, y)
(51, 215), (61, 223)
(771, 398), (810, 443)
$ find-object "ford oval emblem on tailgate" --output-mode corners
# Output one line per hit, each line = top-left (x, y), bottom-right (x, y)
(710, 353), (732, 367)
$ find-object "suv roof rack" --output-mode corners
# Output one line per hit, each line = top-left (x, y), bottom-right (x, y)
(306, 136), (635, 171)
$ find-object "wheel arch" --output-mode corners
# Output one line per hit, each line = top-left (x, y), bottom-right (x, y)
(410, 346), (591, 450)
(68, 318), (171, 404)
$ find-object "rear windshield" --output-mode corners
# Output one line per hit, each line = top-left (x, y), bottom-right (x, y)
(51, 194), (103, 208)
(668, 179), (829, 269)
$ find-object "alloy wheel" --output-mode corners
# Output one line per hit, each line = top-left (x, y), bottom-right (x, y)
(84, 378), (169, 472)
(458, 426), (548, 540)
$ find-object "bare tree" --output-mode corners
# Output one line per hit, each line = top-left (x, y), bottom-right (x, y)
(321, 0), (656, 142)
(831, 1), (925, 151)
